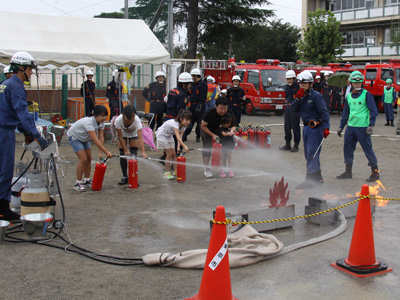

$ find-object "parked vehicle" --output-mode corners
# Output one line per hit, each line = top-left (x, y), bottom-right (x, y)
(202, 58), (287, 115)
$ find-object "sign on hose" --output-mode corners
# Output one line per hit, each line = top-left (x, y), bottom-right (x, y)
(208, 238), (228, 271)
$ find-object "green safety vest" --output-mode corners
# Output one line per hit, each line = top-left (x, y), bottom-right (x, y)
(383, 87), (394, 104)
(347, 89), (370, 127)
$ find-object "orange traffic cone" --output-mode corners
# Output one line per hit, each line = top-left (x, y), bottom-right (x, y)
(186, 206), (238, 300)
(331, 184), (392, 277)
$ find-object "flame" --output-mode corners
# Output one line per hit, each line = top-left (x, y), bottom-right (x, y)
(322, 180), (388, 207)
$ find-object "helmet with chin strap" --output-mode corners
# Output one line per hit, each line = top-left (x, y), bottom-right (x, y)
(10, 51), (38, 73)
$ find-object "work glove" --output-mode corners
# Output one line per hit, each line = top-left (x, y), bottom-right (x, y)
(195, 104), (202, 112)
(24, 133), (34, 144)
(323, 128), (330, 138)
(33, 133), (48, 150)
(296, 88), (305, 99)
(337, 128), (343, 137)
(366, 125), (374, 135)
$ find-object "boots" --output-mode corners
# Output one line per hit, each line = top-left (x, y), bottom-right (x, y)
(391, 120), (394, 127)
(312, 169), (324, 184)
(279, 143), (291, 151)
(337, 163), (352, 179)
(366, 166), (380, 182)
(290, 143), (299, 152)
(384, 120), (390, 126)
(0, 199), (20, 221)
(295, 173), (313, 189)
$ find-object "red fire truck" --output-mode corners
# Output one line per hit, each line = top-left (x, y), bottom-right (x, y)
(363, 59), (400, 112)
(302, 62), (358, 78)
(201, 58), (287, 115)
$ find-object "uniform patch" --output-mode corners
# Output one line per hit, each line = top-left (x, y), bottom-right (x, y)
(0, 85), (6, 93)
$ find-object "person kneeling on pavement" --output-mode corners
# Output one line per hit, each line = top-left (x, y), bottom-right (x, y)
(201, 97), (236, 178)
(336, 71), (379, 182)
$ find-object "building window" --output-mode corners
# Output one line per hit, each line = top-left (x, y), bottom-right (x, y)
(366, 0), (375, 8)
(342, 29), (376, 47)
(365, 30), (375, 46)
(385, 0), (398, 5)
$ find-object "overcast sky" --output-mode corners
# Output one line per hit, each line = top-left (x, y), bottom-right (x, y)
(2, 0), (302, 38)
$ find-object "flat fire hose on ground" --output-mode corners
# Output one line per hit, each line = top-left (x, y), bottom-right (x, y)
(142, 210), (347, 269)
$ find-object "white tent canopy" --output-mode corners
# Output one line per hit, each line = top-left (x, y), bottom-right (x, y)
(0, 11), (170, 67)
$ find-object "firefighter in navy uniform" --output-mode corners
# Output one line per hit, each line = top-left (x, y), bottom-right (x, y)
(184, 68), (207, 142)
(313, 75), (322, 93)
(321, 72), (332, 111)
(0, 51), (48, 221)
(0, 65), (12, 84)
(336, 71), (379, 182)
(291, 70), (330, 189)
(142, 71), (167, 130)
(280, 70), (301, 152)
(106, 69), (122, 120)
(80, 70), (96, 116)
(227, 75), (246, 125)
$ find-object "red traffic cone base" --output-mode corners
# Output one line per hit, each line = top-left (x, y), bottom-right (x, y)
(331, 184), (393, 278)
(186, 206), (238, 300)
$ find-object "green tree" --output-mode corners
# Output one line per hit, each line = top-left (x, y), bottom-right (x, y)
(203, 20), (300, 62)
(297, 9), (344, 65)
(94, 12), (124, 19)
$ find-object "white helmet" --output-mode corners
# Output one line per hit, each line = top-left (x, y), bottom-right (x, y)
(10, 51), (38, 68)
(3, 65), (11, 74)
(232, 75), (241, 82)
(112, 69), (119, 78)
(285, 70), (296, 79)
(178, 72), (193, 83)
(212, 77), (216, 83)
(315, 75), (321, 79)
(297, 70), (314, 83)
(190, 68), (202, 76)
(155, 70), (166, 79)
(220, 89), (227, 94)
(86, 70), (94, 76)
(206, 75), (214, 82)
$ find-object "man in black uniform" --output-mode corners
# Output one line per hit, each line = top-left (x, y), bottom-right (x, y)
(331, 85), (342, 115)
(142, 70), (167, 130)
(313, 75), (322, 93)
(80, 70), (96, 116)
(227, 75), (246, 125)
(106, 69), (122, 120)
(280, 70), (301, 152)
(321, 72), (332, 111)
(184, 68), (207, 142)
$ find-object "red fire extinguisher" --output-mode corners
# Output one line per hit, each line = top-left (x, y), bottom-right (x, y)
(234, 131), (240, 149)
(266, 128), (271, 148)
(241, 130), (248, 150)
(258, 130), (266, 148)
(211, 140), (222, 168)
(176, 154), (186, 183)
(92, 159), (107, 191)
(128, 159), (138, 189)
(248, 128), (255, 146)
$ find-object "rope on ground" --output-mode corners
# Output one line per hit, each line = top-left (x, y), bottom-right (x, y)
(212, 195), (400, 225)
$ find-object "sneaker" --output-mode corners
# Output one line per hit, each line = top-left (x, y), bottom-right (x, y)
(74, 183), (86, 192)
(171, 171), (177, 178)
(204, 168), (213, 178)
(83, 179), (92, 187)
(228, 170), (235, 178)
(196, 136), (201, 142)
(164, 172), (175, 180)
(118, 177), (128, 185)
(290, 145), (299, 152)
(219, 170), (227, 178)
(0, 200), (20, 221)
(279, 144), (291, 151)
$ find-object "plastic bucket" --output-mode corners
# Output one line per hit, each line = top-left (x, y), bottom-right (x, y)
(20, 213), (53, 239)
(104, 123), (112, 141)
(0, 220), (9, 245)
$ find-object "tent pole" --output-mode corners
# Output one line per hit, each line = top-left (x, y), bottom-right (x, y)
(36, 69), (41, 118)
(81, 68), (86, 116)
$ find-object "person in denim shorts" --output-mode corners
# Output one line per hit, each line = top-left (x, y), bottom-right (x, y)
(67, 105), (113, 191)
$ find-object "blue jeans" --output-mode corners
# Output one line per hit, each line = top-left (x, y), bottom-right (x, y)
(68, 136), (91, 152)
(303, 126), (323, 173)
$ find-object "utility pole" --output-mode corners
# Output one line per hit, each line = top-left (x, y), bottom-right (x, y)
(167, 0), (173, 58)
(125, 0), (129, 19)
